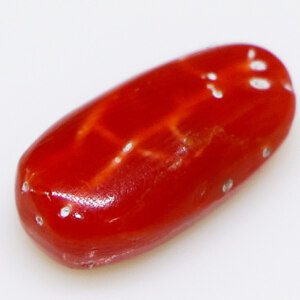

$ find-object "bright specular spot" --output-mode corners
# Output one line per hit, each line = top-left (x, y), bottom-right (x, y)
(223, 179), (233, 193)
(250, 60), (267, 71)
(207, 84), (223, 99)
(207, 72), (217, 81)
(35, 215), (44, 226)
(122, 142), (133, 153)
(212, 89), (223, 99)
(74, 212), (83, 219)
(248, 49), (256, 59)
(262, 147), (271, 158)
(249, 78), (271, 90)
(22, 181), (30, 192)
(114, 156), (122, 164)
(60, 206), (71, 218)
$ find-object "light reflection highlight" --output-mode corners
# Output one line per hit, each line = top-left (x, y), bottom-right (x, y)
(51, 191), (115, 208)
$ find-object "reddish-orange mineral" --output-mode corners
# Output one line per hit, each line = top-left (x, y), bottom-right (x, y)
(16, 44), (295, 269)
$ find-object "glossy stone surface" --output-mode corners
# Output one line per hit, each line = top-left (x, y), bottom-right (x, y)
(16, 44), (295, 269)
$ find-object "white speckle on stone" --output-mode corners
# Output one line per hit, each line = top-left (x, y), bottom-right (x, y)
(81, 261), (96, 269)
(207, 84), (223, 99)
(43, 191), (52, 201)
(207, 72), (217, 81)
(248, 49), (256, 59)
(250, 60), (267, 71)
(114, 156), (122, 164)
(60, 206), (71, 218)
(35, 215), (44, 226)
(168, 158), (183, 171)
(177, 145), (188, 155)
(262, 147), (271, 158)
(283, 83), (293, 92)
(222, 179), (233, 193)
(250, 77), (271, 90)
(74, 212), (83, 219)
(89, 250), (97, 258)
(108, 217), (120, 223)
(122, 141), (134, 153)
(22, 181), (30, 192)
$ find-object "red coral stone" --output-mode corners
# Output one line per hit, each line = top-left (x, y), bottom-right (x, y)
(16, 44), (295, 269)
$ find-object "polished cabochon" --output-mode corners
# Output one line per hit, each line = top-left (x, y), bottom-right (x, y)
(16, 44), (295, 269)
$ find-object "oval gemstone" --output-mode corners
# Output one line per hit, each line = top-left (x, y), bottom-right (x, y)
(16, 44), (296, 269)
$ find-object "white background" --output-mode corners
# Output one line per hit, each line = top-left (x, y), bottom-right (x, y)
(0, 1), (299, 299)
